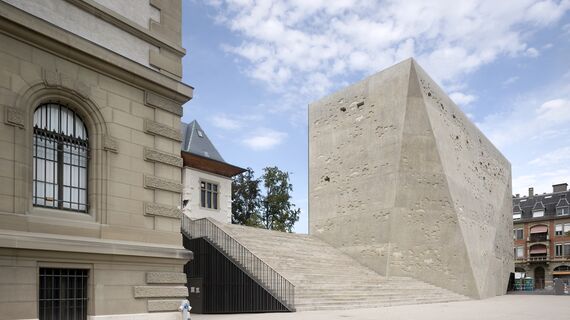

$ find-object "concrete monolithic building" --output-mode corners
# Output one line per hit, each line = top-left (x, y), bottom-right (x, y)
(309, 58), (514, 299)
(0, 0), (193, 319)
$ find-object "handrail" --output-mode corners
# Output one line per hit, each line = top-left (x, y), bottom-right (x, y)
(181, 215), (295, 311)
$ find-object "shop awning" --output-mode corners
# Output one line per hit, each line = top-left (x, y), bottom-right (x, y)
(553, 271), (570, 276)
(530, 226), (548, 234)
(529, 246), (547, 254)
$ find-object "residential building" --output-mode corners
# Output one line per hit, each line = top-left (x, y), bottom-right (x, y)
(181, 120), (245, 224)
(513, 183), (570, 289)
(0, 0), (193, 319)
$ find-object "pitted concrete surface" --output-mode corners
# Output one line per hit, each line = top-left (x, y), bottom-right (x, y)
(308, 59), (513, 299)
(191, 295), (569, 320)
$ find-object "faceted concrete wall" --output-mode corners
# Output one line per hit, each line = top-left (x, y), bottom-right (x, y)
(309, 59), (513, 299)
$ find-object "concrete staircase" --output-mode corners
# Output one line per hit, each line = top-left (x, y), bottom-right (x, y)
(209, 219), (470, 311)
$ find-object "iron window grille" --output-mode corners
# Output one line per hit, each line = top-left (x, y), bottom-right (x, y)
(39, 268), (89, 320)
(200, 181), (218, 209)
(33, 103), (89, 212)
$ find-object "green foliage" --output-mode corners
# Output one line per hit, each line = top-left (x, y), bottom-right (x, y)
(231, 168), (263, 227)
(231, 166), (300, 233)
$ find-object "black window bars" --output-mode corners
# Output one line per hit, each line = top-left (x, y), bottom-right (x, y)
(39, 268), (89, 320)
(33, 103), (89, 212)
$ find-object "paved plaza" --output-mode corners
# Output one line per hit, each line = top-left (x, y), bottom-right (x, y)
(192, 295), (570, 320)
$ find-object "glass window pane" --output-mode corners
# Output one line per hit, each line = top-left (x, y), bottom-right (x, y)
(213, 192), (218, 210)
(201, 190), (206, 207)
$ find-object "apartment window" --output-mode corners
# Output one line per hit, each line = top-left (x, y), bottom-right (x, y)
(532, 210), (544, 218)
(514, 228), (524, 240)
(514, 247), (524, 258)
(33, 103), (89, 212)
(556, 224), (563, 236)
(555, 244), (563, 257)
(565, 243), (570, 256)
(565, 223), (570, 236)
(39, 268), (88, 320)
(513, 213), (521, 220)
(557, 207), (570, 216)
(200, 181), (218, 210)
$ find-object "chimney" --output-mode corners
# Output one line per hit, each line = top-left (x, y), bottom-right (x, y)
(529, 187), (534, 197)
(553, 183), (568, 193)
(516, 193), (520, 198)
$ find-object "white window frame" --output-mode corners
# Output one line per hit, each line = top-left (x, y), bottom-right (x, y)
(557, 207), (569, 216)
(200, 180), (219, 210)
(514, 228), (524, 240)
(556, 224), (563, 236)
(532, 210), (544, 218)
(513, 213), (522, 220)
(555, 243), (563, 257)
(515, 247), (524, 258)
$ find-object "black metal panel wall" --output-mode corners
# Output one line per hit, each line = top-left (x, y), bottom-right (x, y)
(183, 237), (289, 313)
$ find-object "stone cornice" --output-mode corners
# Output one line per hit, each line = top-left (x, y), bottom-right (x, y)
(0, 2), (193, 103)
(64, 0), (185, 56)
(0, 229), (192, 260)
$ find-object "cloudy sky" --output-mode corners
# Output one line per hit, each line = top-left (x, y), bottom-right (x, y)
(180, 0), (570, 233)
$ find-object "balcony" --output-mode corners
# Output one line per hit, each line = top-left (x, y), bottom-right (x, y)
(528, 255), (548, 262)
(528, 234), (549, 243)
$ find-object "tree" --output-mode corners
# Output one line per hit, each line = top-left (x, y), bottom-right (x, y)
(231, 167), (262, 227)
(260, 167), (300, 233)
(231, 166), (300, 233)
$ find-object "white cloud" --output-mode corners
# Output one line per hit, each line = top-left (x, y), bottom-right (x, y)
(512, 169), (570, 196)
(242, 129), (287, 150)
(525, 47), (540, 57)
(449, 92), (477, 106)
(210, 114), (243, 130)
(207, 0), (570, 96)
(502, 76), (519, 86)
(536, 98), (570, 123)
(529, 146), (570, 167)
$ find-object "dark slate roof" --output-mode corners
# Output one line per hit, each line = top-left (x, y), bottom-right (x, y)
(513, 189), (570, 221)
(181, 120), (225, 163)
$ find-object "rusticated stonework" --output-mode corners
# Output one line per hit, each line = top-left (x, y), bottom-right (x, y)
(133, 286), (188, 298)
(145, 91), (183, 116)
(143, 147), (182, 167)
(4, 107), (24, 128)
(144, 202), (181, 219)
(144, 175), (182, 193)
(146, 272), (186, 284)
(147, 299), (181, 312)
(144, 119), (181, 141)
(103, 135), (118, 153)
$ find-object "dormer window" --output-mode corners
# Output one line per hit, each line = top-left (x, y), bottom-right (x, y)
(533, 210), (544, 218)
(513, 204), (522, 220)
(532, 201), (545, 218)
(556, 197), (569, 216)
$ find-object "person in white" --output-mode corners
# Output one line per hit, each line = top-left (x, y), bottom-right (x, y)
(178, 299), (192, 320)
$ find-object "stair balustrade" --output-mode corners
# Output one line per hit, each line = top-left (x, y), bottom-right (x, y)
(181, 215), (295, 311)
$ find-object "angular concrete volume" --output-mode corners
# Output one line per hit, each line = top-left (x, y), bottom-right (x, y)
(309, 58), (513, 299)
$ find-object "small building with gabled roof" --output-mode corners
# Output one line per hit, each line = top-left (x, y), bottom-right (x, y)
(181, 120), (245, 223)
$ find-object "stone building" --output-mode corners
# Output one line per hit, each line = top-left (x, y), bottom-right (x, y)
(181, 120), (245, 224)
(309, 58), (513, 299)
(513, 183), (570, 289)
(0, 0), (192, 319)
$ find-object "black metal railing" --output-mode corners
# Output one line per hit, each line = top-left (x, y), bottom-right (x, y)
(181, 216), (295, 311)
(529, 234), (548, 242)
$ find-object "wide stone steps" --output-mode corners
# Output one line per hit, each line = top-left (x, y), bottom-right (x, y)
(205, 220), (469, 311)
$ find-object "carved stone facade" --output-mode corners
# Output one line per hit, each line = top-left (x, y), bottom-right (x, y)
(0, 0), (192, 319)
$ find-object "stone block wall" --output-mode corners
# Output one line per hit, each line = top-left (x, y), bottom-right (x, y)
(0, 0), (192, 318)
(309, 58), (513, 299)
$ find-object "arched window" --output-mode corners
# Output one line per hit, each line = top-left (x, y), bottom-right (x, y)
(33, 103), (89, 212)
